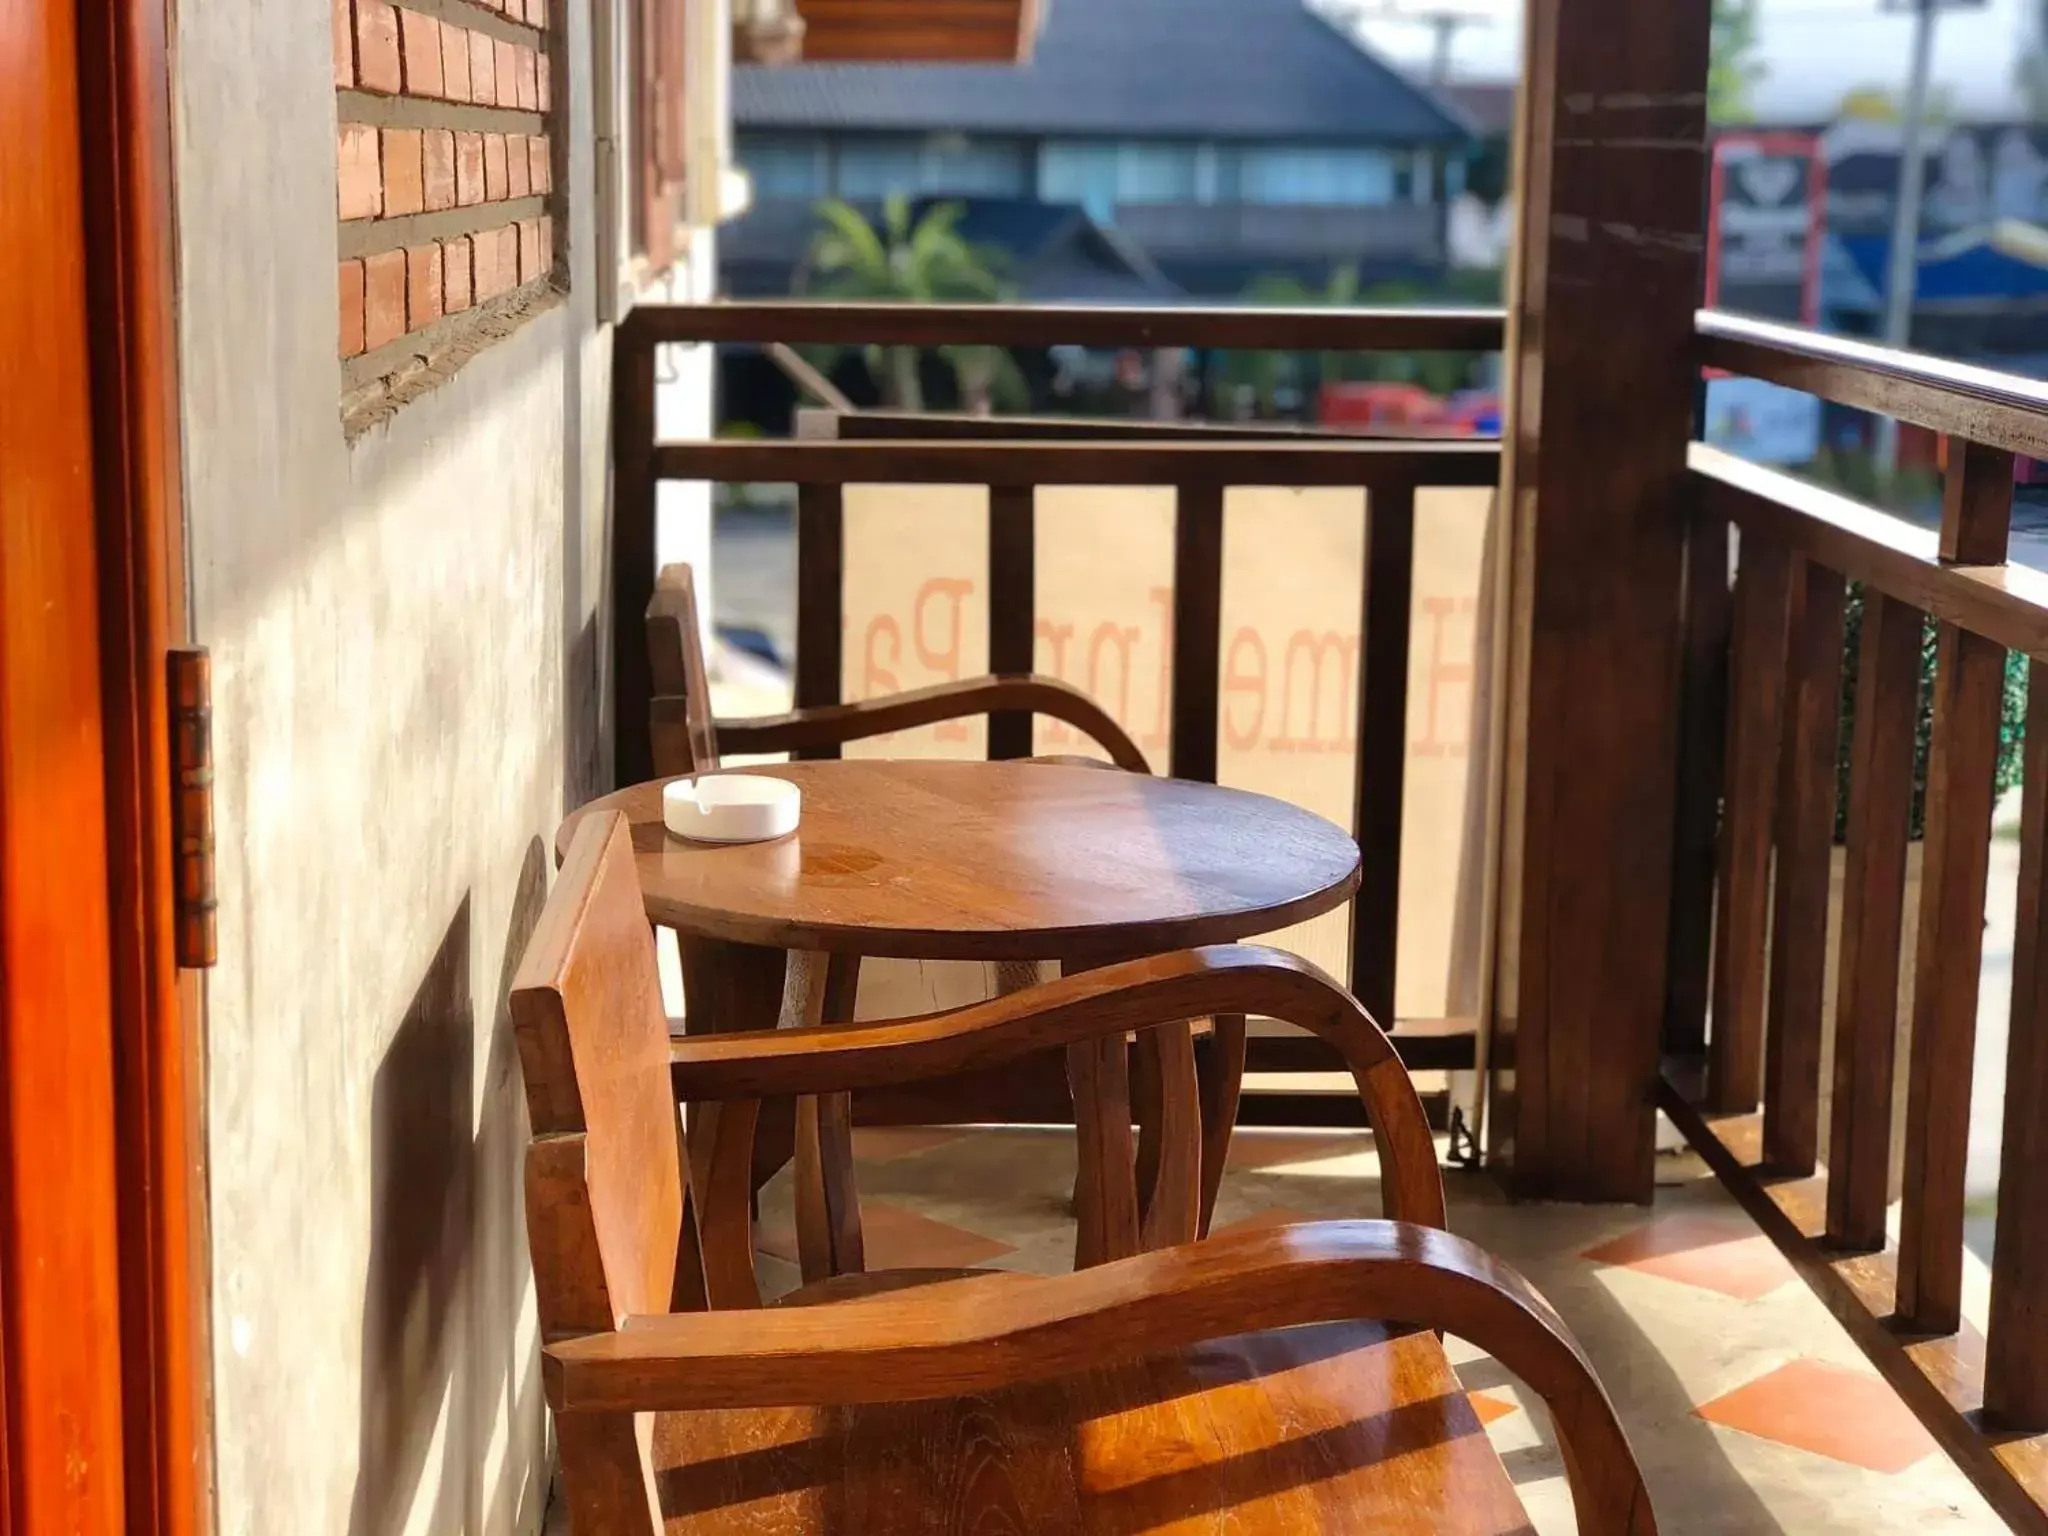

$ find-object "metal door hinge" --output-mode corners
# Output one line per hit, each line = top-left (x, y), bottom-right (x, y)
(168, 647), (217, 969)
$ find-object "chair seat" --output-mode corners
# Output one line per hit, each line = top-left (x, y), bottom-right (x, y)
(649, 1269), (1530, 1534)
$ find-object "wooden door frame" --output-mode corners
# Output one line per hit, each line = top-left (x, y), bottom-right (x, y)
(1, 0), (207, 1528)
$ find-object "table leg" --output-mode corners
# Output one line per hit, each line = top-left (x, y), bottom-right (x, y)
(791, 952), (864, 1282)
(674, 936), (788, 1308)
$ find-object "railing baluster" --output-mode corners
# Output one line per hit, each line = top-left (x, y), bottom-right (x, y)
(793, 483), (845, 760)
(1987, 658), (2048, 1429)
(1350, 482), (1414, 1032)
(1827, 591), (1923, 1252)
(1665, 507), (1732, 1056)
(986, 485), (1036, 759)
(1169, 483), (1225, 783)
(1763, 560), (1845, 1174)
(1897, 618), (2005, 1327)
(610, 320), (659, 786)
(1897, 439), (2015, 1331)
(1709, 536), (1794, 1112)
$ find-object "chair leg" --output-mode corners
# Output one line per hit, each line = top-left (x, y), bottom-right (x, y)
(793, 955), (865, 1281)
(1196, 1015), (1247, 1238)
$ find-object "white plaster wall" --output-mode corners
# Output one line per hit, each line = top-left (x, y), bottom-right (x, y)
(172, 0), (712, 1530)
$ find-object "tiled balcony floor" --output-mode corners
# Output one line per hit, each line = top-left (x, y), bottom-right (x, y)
(733, 1125), (2005, 1534)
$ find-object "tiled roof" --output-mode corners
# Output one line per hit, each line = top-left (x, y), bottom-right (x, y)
(735, 0), (1470, 143)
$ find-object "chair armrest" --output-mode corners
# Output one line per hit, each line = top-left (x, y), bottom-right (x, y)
(544, 1220), (1655, 1535)
(670, 944), (1443, 1229)
(713, 674), (1151, 773)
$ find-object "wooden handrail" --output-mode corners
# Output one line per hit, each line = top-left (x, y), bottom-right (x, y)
(1689, 444), (2048, 658)
(653, 437), (1502, 487)
(1696, 308), (2048, 460)
(623, 300), (1507, 353)
(812, 407), (1497, 444)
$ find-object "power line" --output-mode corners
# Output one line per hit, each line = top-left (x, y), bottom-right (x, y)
(1322, 2), (1493, 84)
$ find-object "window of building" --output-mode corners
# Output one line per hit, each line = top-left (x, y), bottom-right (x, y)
(740, 133), (829, 198)
(1041, 141), (1202, 221)
(834, 138), (927, 199)
(1235, 145), (1397, 206)
(919, 135), (1032, 197)
(827, 134), (1031, 201)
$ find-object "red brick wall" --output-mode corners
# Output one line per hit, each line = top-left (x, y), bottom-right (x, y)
(334, 0), (560, 387)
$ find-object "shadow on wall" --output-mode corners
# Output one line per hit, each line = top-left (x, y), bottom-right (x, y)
(561, 314), (606, 812)
(349, 840), (551, 1536)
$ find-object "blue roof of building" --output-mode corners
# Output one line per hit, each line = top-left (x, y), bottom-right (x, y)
(922, 196), (1186, 302)
(1836, 229), (2048, 310)
(735, 0), (1471, 143)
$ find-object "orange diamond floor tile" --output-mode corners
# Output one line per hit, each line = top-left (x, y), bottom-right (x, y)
(1466, 1389), (1519, 1427)
(1695, 1358), (1939, 1473)
(1583, 1212), (1798, 1300)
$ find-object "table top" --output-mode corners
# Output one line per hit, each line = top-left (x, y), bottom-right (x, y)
(555, 760), (1360, 961)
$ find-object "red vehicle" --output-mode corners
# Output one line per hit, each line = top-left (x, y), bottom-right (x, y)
(1318, 382), (1500, 435)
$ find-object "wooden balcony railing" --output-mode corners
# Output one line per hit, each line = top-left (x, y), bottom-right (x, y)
(1670, 307), (2048, 1530)
(611, 300), (1506, 1099)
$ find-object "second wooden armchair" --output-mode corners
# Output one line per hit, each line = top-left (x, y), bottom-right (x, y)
(645, 561), (1150, 775)
(515, 812), (1657, 1535)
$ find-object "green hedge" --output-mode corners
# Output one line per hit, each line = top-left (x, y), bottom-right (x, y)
(1835, 583), (2029, 842)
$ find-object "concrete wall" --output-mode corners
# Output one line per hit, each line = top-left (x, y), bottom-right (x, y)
(172, 1), (712, 1530)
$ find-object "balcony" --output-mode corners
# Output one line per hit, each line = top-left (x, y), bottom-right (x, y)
(601, 298), (2048, 1533)
(54, 0), (2048, 1531)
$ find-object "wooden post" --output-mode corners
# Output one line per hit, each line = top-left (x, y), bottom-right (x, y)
(610, 317), (659, 787)
(1486, 0), (1714, 1200)
(1351, 483), (1415, 1032)
(1169, 484), (1224, 784)
(986, 485), (1036, 759)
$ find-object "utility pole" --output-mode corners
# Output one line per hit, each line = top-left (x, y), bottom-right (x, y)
(1326, 2), (1490, 86)
(1874, 0), (1941, 474)
(1423, 11), (1461, 84)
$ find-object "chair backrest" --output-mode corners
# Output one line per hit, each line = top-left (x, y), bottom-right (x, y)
(511, 810), (681, 1532)
(647, 562), (719, 776)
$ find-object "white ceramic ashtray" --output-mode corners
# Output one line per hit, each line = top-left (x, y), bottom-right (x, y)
(663, 774), (802, 844)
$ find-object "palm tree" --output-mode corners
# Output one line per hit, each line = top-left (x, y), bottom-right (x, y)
(802, 195), (1027, 413)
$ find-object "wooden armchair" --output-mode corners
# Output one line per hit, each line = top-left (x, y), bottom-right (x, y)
(648, 560), (1245, 1227)
(514, 812), (1657, 1535)
(645, 562), (1149, 776)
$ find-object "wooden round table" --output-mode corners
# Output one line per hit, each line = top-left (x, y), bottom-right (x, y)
(557, 758), (1360, 962)
(556, 759), (1361, 1286)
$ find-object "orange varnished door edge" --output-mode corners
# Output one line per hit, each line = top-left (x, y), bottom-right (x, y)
(1, 0), (206, 1530)
(76, 0), (213, 1523)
